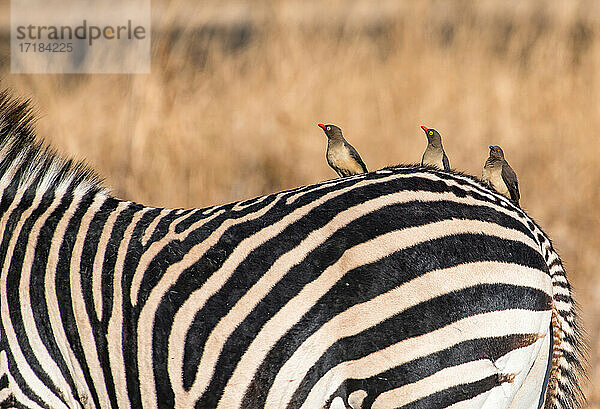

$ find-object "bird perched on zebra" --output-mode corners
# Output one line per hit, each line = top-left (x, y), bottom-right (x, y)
(318, 123), (368, 177)
(482, 145), (520, 206)
(0, 92), (585, 409)
(420, 125), (450, 170)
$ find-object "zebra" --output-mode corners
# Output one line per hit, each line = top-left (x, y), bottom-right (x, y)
(0, 91), (585, 409)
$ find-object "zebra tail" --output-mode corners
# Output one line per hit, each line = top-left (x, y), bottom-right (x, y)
(543, 241), (588, 409)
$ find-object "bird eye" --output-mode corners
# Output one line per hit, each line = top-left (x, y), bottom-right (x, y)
(428, 130), (433, 135)
(326, 126), (331, 131)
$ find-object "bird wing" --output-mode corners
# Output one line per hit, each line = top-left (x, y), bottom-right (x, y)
(442, 152), (450, 170)
(346, 143), (368, 173)
(502, 162), (520, 204)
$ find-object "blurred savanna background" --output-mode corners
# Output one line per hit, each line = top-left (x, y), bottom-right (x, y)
(1, 0), (600, 404)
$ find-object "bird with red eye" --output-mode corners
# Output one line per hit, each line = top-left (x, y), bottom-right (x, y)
(420, 125), (450, 170)
(318, 123), (368, 178)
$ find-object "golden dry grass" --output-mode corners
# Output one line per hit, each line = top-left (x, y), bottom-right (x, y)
(2, 0), (600, 404)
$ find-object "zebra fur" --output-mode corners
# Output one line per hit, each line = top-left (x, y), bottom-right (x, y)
(0, 91), (586, 408)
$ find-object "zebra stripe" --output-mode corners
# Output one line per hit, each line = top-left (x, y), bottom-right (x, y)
(0, 92), (585, 409)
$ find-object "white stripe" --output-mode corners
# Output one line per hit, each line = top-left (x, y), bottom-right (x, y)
(554, 300), (572, 311)
(330, 396), (346, 409)
(261, 263), (550, 409)
(551, 275), (569, 284)
(231, 194), (269, 211)
(509, 330), (551, 409)
(202, 205), (228, 216)
(348, 390), (367, 409)
(552, 286), (571, 296)
(558, 321), (575, 337)
(0, 389), (10, 403)
(0, 150), (25, 190)
(546, 254), (560, 266)
(286, 178), (353, 204)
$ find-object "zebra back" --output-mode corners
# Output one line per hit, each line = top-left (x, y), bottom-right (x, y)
(0, 92), (586, 409)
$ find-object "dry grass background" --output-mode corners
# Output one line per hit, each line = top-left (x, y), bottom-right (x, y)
(1, 0), (600, 404)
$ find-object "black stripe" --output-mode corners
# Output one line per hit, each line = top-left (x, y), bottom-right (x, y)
(537, 233), (547, 248)
(0, 374), (8, 389)
(553, 294), (572, 303)
(0, 174), (21, 222)
(134, 207), (164, 244)
(175, 206), (235, 233)
(171, 209), (203, 234)
(547, 258), (562, 270)
(1, 393), (28, 409)
(551, 280), (570, 289)
(401, 374), (501, 409)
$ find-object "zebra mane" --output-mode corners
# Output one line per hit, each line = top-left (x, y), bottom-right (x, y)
(0, 90), (109, 197)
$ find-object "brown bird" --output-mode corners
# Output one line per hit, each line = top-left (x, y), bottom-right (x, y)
(318, 124), (368, 177)
(420, 125), (450, 170)
(482, 145), (520, 205)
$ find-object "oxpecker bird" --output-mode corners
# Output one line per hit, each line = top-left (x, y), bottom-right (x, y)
(420, 125), (450, 170)
(318, 124), (368, 177)
(482, 145), (520, 206)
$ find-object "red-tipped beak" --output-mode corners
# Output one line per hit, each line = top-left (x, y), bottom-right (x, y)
(420, 125), (428, 132)
(318, 123), (326, 130)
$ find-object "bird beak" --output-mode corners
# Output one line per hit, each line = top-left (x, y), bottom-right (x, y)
(420, 125), (428, 133)
(318, 124), (326, 130)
